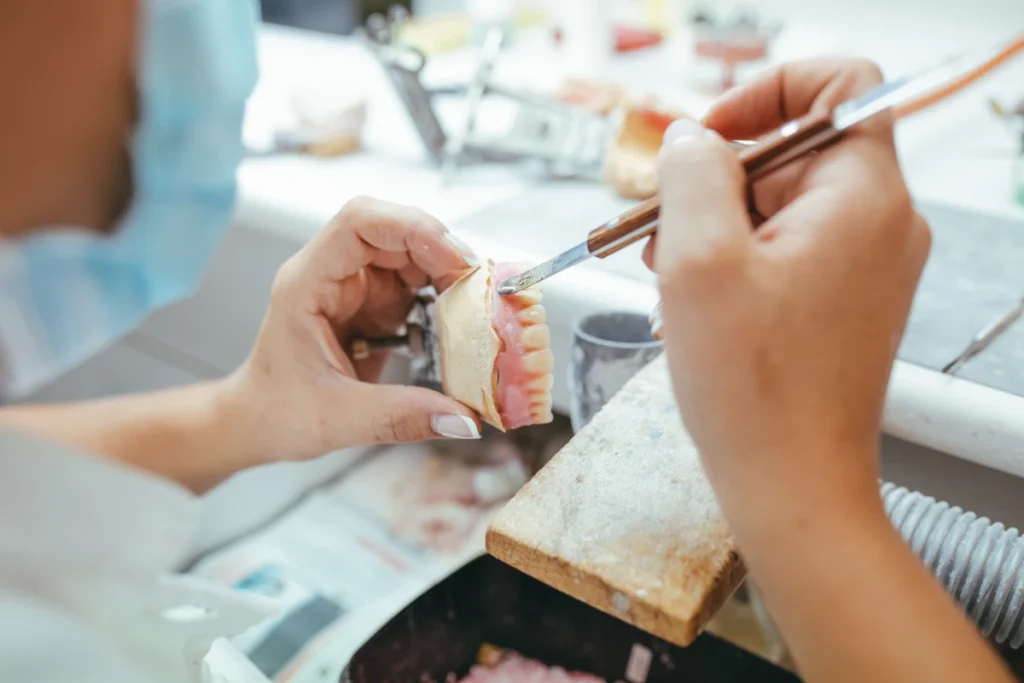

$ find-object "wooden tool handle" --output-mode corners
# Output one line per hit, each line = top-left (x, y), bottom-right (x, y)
(586, 109), (840, 259)
(586, 196), (660, 255)
(737, 109), (835, 178)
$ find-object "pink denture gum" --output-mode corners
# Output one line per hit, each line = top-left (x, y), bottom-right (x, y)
(435, 260), (553, 431)
(491, 263), (553, 430)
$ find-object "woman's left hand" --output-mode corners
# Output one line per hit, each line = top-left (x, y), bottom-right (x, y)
(231, 196), (483, 465)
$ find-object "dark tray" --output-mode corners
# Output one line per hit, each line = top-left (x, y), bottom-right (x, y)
(342, 555), (800, 682)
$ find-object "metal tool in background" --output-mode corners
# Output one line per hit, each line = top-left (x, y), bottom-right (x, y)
(360, 8), (618, 185)
(347, 293), (442, 390)
(438, 26), (619, 186)
(361, 5), (448, 164)
(498, 35), (1024, 296)
(941, 296), (1024, 375)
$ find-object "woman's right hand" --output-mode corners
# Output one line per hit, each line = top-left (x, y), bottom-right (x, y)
(645, 59), (931, 529)
(645, 61), (1020, 683)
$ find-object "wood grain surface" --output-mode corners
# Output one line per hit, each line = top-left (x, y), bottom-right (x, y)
(486, 353), (746, 647)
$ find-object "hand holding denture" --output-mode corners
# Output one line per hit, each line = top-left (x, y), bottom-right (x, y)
(235, 196), (484, 462)
(436, 261), (554, 431)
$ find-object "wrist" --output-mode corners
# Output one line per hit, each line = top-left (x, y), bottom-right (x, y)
(707, 441), (884, 545)
(207, 369), (281, 471)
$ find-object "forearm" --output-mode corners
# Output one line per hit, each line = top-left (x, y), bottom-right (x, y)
(720, 452), (1013, 683)
(0, 373), (270, 494)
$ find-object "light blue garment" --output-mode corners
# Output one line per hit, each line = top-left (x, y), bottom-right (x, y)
(0, 0), (259, 398)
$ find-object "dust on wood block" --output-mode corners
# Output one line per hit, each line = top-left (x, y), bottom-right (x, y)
(486, 353), (745, 647)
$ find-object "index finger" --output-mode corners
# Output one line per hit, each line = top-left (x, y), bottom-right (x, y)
(704, 59), (893, 143)
(305, 196), (478, 293)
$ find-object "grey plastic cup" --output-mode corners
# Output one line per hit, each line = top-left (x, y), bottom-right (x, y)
(568, 311), (663, 433)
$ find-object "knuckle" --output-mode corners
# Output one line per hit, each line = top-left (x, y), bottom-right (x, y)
(406, 208), (444, 238)
(371, 412), (400, 443)
(850, 58), (884, 85)
(372, 410), (424, 444)
(270, 256), (301, 304)
(888, 186), (916, 230)
(340, 194), (376, 219)
(911, 213), (933, 258)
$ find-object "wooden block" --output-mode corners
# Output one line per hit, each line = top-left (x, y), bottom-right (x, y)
(486, 353), (745, 647)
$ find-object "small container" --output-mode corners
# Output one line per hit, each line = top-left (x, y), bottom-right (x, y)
(341, 556), (797, 682)
(569, 311), (663, 433)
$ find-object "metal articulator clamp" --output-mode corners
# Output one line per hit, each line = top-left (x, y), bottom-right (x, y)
(348, 292), (442, 391)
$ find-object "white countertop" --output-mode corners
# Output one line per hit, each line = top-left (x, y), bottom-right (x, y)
(234, 19), (1024, 478)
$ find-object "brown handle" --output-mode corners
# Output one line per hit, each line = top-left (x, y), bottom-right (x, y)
(586, 110), (841, 259)
(586, 196), (659, 255)
(737, 109), (837, 180)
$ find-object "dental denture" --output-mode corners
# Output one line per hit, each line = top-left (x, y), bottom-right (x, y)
(436, 261), (554, 431)
(603, 97), (682, 200)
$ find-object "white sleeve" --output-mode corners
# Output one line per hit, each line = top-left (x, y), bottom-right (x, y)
(0, 431), (274, 683)
(0, 592), (150, 683)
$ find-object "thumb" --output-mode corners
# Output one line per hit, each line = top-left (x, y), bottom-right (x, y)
(655, 119), (753, 285)
(347, 382), (482, 445)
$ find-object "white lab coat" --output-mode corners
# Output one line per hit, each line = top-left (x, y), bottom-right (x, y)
(0, 430), (275, 683)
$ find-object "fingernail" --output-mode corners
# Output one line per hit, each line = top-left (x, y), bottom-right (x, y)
(431, 415), (481, 439)
(649, 301), (664, 340)
(663, 118), (705, 148)
(444, 232), (480, 267)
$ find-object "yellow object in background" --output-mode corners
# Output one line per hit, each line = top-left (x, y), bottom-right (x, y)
(396, 13), (471, 55)
(646, 0), (669, 34)
(396, 5), (549, 57)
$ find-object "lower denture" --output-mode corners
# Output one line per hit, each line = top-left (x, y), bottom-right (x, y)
(491, 262), (554, 430)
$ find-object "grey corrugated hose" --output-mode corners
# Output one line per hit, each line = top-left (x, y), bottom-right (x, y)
(882, 482), (1024, 648)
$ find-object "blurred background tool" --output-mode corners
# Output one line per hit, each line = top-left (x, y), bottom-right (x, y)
(498, 33), (1024, 295)
(363, 11), (621, 185)
(942, 296), (1024, 375)
(440, 26), (619, 185)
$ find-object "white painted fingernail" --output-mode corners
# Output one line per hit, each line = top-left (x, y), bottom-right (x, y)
(431, 415), (481, 439)
(662, 118), (705, 148)
(444, 232), (480, 267)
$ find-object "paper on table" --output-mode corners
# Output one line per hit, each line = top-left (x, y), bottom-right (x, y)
(188, 431), (570, 683)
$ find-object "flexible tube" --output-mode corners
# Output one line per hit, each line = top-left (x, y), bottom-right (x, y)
(882, 482), (1024, 648)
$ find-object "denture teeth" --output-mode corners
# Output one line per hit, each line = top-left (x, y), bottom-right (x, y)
(512, 289), (542, 306)
(522, 349), (554, 375)
(519, 324), (551, 351)
(531, 374), (554, 392)
(531, 407), (554, 423)
(530, 392), (552, 410)
(517, 305), (546, 325)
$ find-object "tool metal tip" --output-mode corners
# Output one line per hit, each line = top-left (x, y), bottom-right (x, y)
(496, 282), (517, 296)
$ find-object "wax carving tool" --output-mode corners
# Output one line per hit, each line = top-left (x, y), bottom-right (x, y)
(498, 34), (1024, 296)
